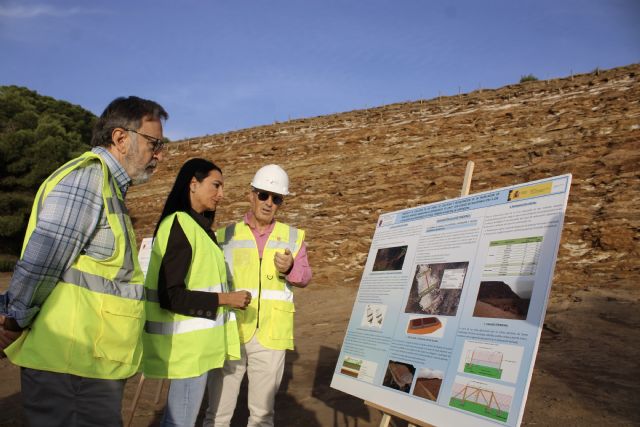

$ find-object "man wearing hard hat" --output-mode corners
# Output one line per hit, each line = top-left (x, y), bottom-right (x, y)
(205, 164), (312, 427)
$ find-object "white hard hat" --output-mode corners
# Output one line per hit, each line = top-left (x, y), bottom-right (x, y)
(251, 164), (289, 195)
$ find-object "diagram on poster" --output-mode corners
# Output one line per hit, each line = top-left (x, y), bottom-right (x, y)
(459, 341), (524, 383)
(330, 174), (571, 427)
(449, 377), (515, 423)
(339, 356), (377, 383)
(361, 304), (387, 328)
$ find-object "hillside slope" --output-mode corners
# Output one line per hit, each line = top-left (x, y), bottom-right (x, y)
(129, 64), (639, 293)
(123, 64), (639, 426)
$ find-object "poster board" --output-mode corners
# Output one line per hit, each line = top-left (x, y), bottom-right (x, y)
(330, 174), (571, 427)
(138, 237), (154, 276)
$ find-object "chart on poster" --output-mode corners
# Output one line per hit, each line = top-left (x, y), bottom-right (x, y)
(330, 174), (571, 427)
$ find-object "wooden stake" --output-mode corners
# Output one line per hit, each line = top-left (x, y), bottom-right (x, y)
(461, 161), (475, 196)
(155, 379), (167, 404)
(363, 163), (476, 427)
(125, 375), (146, 427)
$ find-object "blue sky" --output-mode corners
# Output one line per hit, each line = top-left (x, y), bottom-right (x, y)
(1, 0), (638, 140)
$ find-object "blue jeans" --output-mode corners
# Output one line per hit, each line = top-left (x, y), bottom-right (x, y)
(161, 372), (208, 427)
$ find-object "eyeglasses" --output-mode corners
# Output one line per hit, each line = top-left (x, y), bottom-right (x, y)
(124, 128), (165, 153)
(254, 190), (284, 206)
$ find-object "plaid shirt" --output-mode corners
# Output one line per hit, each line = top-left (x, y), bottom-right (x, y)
(0, 147), (131, 328)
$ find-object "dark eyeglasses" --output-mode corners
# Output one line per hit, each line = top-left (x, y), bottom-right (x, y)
(124, 128), (165, 153)
(254, 190), (284, 206)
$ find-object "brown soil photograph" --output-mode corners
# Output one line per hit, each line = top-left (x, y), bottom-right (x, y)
(473, 281), (531, 320)
(1, 65), (640, 426)
(372, 245), (408, 271)
(382, 361), (416, 394)
(412, 378), (443, 402)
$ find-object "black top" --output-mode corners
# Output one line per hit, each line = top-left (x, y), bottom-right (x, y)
(157, 209), (221, 320)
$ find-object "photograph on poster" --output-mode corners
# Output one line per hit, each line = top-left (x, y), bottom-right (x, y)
(473, 279), (533, 320)
(405, 315), (446, 338)
(412, 367), (444, 402)
(449, 377), (515, 423)
(404, 262), (469, 316)
(382, 360), (416, 393)
(372, 245), (408, 271)
(361, 303), (387, 328)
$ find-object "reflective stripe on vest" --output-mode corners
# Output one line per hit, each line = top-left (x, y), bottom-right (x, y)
(260, 288), (293, 302)
(242, 288), (293, 303)
(61, 268), (144, 301)
(145, 315), (228, 335)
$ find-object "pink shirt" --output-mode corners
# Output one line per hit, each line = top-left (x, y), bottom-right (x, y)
(244, 212), (312, 286)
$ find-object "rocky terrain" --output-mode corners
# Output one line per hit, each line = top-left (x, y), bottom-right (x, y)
(1, 64), (638, 426)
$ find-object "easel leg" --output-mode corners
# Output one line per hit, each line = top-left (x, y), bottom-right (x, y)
(154, 379), (166, 405)
(125, 374), (146, 427)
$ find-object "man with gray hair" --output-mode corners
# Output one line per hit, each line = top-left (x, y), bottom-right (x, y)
(206, 164), (312, 427)
(0, 96), (168, 427)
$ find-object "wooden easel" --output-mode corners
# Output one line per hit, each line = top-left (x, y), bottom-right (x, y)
(366, 400), (435, 427)
(125, 375), (166, 427)
(366, 161), (475, 427)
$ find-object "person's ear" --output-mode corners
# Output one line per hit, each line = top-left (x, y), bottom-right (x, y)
(111, 128), (129, 154)
(190, 177), (198, 193)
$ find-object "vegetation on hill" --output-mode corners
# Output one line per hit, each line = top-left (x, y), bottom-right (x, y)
(0, 86), (95, 270)
(519, 74), (538, 83)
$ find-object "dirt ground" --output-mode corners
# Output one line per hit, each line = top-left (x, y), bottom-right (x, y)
(1, 272), (638, 427)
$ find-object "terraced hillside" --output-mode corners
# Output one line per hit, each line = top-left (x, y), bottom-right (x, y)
(129, 64), (639, 294)
(123, 65), (639, 425)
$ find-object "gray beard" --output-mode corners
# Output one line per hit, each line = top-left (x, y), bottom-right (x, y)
(131, 171), (151, 185)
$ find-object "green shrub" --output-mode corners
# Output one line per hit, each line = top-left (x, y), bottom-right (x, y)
(520, 74), (539, 83)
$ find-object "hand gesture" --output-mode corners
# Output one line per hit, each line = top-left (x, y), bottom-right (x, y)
(219, 291), (252, 310)
(0, 315), (22, 359)
(274, 249), (293, 274)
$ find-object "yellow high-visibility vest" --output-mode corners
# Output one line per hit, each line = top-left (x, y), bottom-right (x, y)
(142, 212), (240, 379)
(216, 221), (305, 351)
(6, 152), (146, 379)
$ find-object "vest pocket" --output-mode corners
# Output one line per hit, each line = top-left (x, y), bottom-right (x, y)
(269, 304), (295, 340)
(94, 302), (143, 364)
